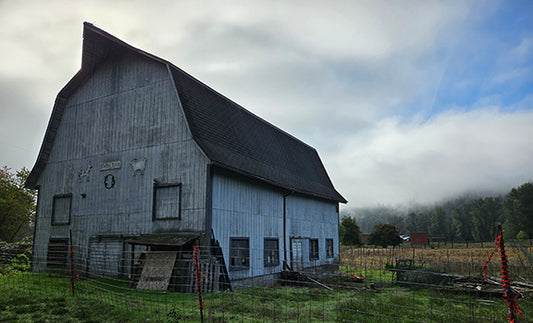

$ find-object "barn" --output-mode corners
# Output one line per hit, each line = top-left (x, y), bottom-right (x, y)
(25, 23), (346, 289)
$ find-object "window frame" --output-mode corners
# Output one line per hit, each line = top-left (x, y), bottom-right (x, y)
(51, 194), (72, 225)
(263, 238), (280, 267)
(152, 183), (181, 221)
(326, 238), (334, 258)
(229, 237), (250, 271)
(309, 238), (319, 261)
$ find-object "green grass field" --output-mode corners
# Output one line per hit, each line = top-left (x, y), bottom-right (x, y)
(2, 272), (531, 322)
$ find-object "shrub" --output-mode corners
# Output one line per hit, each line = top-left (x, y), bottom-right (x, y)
(516, 230), (528, 240)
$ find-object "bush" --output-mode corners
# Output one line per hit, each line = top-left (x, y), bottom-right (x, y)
(0, 236), (32, 275)
(367, 223), (402, 248)
(516, 230), (528, 240)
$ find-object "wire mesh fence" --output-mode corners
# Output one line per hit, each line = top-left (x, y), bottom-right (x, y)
(1, 239), (532, 322)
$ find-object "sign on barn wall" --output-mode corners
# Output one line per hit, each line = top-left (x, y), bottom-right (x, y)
(100, 160), (122, 171)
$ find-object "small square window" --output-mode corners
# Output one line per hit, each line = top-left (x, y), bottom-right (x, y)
(153, 183), (181, 220)
(264, 238), (279, 267)
(309, 239), (319, 260)
(230, 238), (249, 270)
(52, 194), (72, 225)
(326, 239), (334, 258)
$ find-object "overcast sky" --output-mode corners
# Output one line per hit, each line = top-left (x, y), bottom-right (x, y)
(1, 1), (532, 208)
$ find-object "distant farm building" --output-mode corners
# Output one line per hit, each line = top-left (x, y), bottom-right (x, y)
(25, 23), (346, 290)
(410, 233), (429, 245)
(429, 234), (446, 244)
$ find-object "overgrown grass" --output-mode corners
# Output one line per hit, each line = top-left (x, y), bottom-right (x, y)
(341, 244), (533, 279)
(2, 272), (531, 322)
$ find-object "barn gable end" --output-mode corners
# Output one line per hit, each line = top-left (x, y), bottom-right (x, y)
(30, 34), (210, 274)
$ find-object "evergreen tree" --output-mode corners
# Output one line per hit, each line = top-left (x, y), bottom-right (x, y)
(504, 182), (533, 239)
(339, 216), (362, 245)
(367, 222), (402, 248)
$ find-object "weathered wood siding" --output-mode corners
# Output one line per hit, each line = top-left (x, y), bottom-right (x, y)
(33, 52), (209, 274)
(210, 169), (339, 281)
(286, 194), (339, 269)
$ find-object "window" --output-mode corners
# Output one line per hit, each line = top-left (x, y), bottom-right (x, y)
(309, 239), (319, 260)
(153, 183), (181, 220)
(326, 239), (334, 258)
(230, 238), (249, 270)
(264, 238), (279, 267)
(52, 194), (72, 225)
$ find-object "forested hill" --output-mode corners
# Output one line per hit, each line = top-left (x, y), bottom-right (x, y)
(342, 182), (533, 241)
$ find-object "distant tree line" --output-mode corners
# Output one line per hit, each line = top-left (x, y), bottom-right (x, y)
(341, 181), (533, 243)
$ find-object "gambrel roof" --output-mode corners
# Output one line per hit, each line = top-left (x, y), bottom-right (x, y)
(26, 22), (346, 203)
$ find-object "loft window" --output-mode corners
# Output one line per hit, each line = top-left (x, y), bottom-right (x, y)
(230, 238), (249, 270)
(153, 183), (181, 220)
(309, 239), (319, 260)
(264, 238), (279, 267)
(326, 239), (334, 258)
(52, 194), (72, 225)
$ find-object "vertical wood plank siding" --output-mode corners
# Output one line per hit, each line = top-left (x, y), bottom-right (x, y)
(33, 53), (209, 274)
(210, 169), (339, 281)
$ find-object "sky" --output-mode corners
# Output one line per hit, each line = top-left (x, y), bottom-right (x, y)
(1, 0), (532, 209)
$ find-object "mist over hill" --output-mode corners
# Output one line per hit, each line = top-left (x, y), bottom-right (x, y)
(340, 184), (532, 242)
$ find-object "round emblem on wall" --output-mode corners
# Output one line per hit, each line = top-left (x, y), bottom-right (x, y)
(104, 174), (115, 189)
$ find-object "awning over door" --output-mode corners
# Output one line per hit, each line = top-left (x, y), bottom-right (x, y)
(126, 232), (199, 247)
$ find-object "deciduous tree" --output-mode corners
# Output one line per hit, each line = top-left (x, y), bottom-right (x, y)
(0, 167), (36, 242)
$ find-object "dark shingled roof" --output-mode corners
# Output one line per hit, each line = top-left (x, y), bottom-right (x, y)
(26, 22), (346, 203)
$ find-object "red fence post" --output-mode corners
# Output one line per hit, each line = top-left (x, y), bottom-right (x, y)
(193, 245), (204, 322)
(483, 227), (522, 322)
(67, 245), (79, 296)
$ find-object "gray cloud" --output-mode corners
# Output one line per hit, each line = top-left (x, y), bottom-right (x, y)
(1, 1), (531, 208)
(330, 108), (533, 207)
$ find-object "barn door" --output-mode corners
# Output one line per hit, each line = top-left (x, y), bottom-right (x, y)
(290, 238), (304, 271)
(88, 240), (123, 277)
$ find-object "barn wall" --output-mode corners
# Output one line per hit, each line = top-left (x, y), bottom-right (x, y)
(210, 169), (284, 280)
(32, 52), (209, 274)
(286, 194), (339, 269)
(210, 169), (339, 281)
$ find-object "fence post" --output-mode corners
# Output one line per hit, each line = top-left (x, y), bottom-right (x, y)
(193, 246), (204, 322)
(68, 245), (79, 296)
(483, 226), (523, 322)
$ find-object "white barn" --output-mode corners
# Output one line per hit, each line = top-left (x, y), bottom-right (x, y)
(26, 23), (346, 289)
